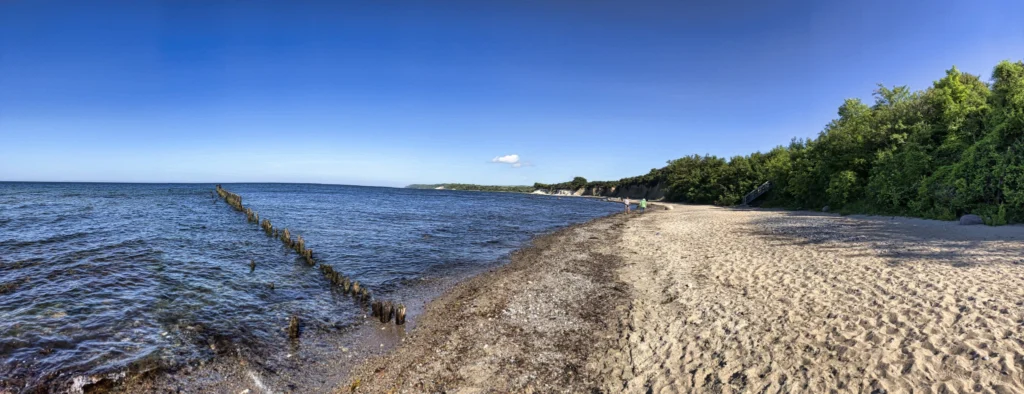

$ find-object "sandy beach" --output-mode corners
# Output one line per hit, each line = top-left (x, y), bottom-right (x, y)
(344, 204), (1024, 393)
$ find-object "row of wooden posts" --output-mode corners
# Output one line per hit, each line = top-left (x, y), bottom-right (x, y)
(214, 185), (406, 340)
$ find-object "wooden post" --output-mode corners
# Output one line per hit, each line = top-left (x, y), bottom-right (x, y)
(371, 301), (382, 318)
(395, 304), (406, 325)
(380, 301), (393, 323)
(288, 315), (300, 339)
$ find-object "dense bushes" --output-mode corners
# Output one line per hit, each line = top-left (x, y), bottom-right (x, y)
(616, 60), (1024, 224)
(428, 61), (1023, 224)
(534, 176), (592, 191)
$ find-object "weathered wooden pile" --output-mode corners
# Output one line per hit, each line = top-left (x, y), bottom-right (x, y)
(288, 315), (300, 339)
(213, 185), (407, 341)
(371, 300), (406, 325)
(216, 186), (244, 211)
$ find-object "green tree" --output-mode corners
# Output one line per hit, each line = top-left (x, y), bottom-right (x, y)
(570, 176), (588, 190)
(532, 59), (1024, 224)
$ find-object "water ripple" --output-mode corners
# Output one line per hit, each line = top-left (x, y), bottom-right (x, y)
(0, 182), (620, 390)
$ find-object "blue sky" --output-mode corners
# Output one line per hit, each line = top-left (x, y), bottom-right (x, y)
(1, 1), (1022, 186)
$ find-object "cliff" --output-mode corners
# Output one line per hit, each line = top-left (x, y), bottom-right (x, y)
(580, 182), (666, 200)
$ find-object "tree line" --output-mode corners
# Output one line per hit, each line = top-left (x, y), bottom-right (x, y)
(406, 184), (536, 193)
(546, 60), (1024, 224)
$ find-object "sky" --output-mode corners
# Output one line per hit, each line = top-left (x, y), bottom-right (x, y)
(1, 1), (1022, 186)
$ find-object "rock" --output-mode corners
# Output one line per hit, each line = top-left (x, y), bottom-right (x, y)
(960, 214), (984, 225)
(821, 206), (830, 213)
(70, 375), (117, 394)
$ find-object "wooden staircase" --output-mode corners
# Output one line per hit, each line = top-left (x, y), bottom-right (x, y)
(742, 181), (772, 206)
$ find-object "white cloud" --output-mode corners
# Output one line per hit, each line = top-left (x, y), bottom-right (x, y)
(490, 154), (520, 165)
(511, 162), (522, 168)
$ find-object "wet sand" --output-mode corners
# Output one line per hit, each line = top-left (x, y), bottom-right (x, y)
(344, 205), (1024, 393)
(342, 213), (633, 393)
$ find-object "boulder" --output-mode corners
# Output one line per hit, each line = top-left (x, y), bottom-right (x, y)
(959, 214), (984, 226)
(821, 206), (830, 213)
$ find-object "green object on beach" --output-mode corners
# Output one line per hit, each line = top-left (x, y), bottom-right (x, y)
(640, 199), (647, 209)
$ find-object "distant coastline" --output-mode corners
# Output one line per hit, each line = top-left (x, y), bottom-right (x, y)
(406, 183), (535, 193)
(406, 177), (667, 201)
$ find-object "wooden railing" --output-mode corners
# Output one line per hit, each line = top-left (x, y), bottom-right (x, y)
(742, 181), (772, 205)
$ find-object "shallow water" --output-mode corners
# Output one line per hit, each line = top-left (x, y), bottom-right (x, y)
(0, 182), (620, 391)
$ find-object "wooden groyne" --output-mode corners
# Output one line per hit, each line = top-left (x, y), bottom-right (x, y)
(213, 185), (407, 338)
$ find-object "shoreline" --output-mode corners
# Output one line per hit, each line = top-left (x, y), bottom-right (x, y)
(341, 212), (635, 393)
(99, 254), (537, 394)
(341, 204), (1024, 393)
(49, 203), (1024, 392)
(83, 211), (626, 394)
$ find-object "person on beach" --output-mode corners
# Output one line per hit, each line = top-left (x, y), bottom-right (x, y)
(624, 198), (631, 213)
(640, 198), (647, 213)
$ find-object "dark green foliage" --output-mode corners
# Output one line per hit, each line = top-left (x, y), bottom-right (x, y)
(533, 176), (589, 191)
(606, 60), (1024, 224)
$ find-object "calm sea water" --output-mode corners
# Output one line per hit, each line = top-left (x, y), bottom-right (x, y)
(0, 182), (620, 390)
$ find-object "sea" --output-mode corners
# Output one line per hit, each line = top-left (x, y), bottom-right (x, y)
(0, 182), (621, 391)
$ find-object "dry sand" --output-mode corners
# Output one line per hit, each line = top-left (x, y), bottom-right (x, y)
(346, 205), (1024, 393)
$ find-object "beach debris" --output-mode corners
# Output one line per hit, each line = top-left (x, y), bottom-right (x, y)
(70, 374), (118, 394)
(288, 315), (300, 339)
(395, 304), (406, 325)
